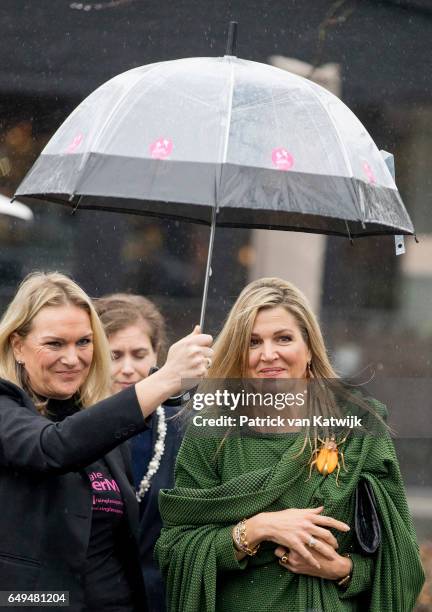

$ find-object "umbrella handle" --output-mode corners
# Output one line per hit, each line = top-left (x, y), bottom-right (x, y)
(199, 205), (217, 330)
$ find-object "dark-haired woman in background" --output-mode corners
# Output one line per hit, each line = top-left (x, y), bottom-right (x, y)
(96, 294), (184, 612)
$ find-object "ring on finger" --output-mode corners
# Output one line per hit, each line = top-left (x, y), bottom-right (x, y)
(308, 535), (317, 548)
(280, 553), (289, 564)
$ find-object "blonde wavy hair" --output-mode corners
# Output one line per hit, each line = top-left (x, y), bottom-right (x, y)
(199, 277), (387, 457)
(208, 276), (336, 380)
(0, 271), (112, 412)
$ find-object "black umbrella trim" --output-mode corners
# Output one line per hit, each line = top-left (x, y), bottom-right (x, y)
(16, 154), (413, 237)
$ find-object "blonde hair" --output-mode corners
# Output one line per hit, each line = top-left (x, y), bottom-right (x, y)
(0, 271), (112, 412)
(199, 277), (388, 457)
(208, 277), (336, 379)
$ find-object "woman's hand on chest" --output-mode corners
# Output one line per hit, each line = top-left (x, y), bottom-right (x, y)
(274, 545), (353, 581)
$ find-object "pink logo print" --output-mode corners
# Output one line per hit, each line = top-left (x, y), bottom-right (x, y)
(150, 138), (173, 160)
(272, 147), (294, 171)
(66, 132), (84, 154)
(362, 161), (376, 184)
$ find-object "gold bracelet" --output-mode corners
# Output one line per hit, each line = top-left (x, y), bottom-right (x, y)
(232, 519), (260, 556)
(336, 553), (352, 588)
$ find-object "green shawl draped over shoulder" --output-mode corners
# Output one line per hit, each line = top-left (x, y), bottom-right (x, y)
(155, 407), (425, 612)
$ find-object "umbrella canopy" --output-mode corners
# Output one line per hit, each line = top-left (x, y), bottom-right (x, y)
(0, 194), (34, 221)
(15, 55), (413, 238)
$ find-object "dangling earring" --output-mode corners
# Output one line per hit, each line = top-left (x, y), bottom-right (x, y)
(306, 361), (313, 379)
(16, 360), (24, 366)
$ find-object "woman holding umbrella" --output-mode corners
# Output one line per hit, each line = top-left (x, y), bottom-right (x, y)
(155, 277), (425, 612)
(95, 293), (184, 612)
(0, 271), (212, 612)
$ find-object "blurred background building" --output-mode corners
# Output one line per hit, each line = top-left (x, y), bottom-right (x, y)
(1, 0), (432, 605)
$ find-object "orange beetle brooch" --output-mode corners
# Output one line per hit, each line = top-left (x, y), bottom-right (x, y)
(307, 434), (348, 486)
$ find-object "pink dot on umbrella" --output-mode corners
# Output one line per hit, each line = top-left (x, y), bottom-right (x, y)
(150, 137), (173, 160)
(66, 132), (84, 154)
(362, 161), (376, 184)
(272, 147), (294, 171)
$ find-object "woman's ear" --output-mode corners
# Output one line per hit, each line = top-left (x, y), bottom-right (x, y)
(10, 332), (24, 363)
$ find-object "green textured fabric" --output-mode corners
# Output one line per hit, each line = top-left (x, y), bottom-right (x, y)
(155, 405), (425, 612)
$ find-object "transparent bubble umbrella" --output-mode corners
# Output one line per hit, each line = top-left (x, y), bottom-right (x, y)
(15, 23), (414, 326)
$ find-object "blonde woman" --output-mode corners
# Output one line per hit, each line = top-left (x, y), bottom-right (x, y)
(155, 277), (424, 612)
(0, 272), (212, 612)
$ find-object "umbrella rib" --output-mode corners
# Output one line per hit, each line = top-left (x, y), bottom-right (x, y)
(221, 59), (235, 165)
(229, 91), (298, 114)
(305, 83), (367, 224)
(74, 63), (164, 183)
(159, 57), (230, 111)
(305, 83), (354, 180)
(159, 79), (221, 111)
(344, 219), (354, 245)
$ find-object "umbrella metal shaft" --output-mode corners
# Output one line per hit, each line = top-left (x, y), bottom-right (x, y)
(199, 205), (217, 330)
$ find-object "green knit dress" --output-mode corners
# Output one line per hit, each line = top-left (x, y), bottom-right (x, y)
(155, 403), (425, 612)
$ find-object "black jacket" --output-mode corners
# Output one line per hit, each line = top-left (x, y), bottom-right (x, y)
(0, 378), (148, 612)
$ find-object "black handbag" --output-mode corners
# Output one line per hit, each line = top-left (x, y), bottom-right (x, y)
(354, 479), (381, 554)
